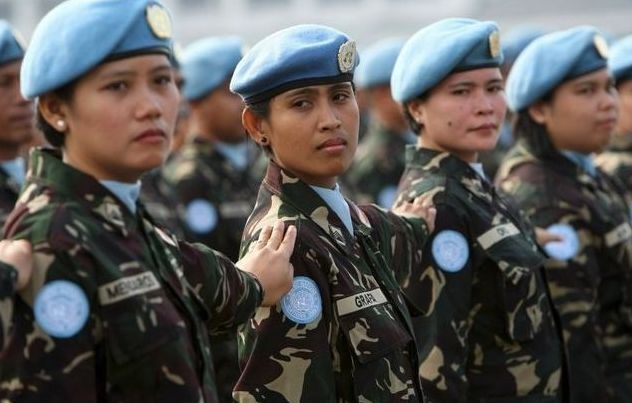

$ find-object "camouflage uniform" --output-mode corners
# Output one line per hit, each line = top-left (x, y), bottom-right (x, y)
(595, 133), (632, 191)
(343, 124), (411, 207)
(140, 165), (183, 238)
(159, 137), (260, 402)
(160, 137), (260, 261)
(0, 261), (17, 351)
(394, 147), (566, 403)
(0, 166), (21, 228)
(0, 148), (262, 403)
(496, 140), (632, 402)
(234, 160), (430, 402)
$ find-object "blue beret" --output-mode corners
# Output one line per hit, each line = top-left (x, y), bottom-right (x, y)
(391, 18), (503, 103)
(230, 24), (359, 104)
(609, 35), (632, 83)
(506, 26), (609, 112)
(182, 36), (244, 101)
(0, 20), (25, 66)
(21, 0), (173, 99)
(501, 26), (545, 65)
(354, 38), (405, 89)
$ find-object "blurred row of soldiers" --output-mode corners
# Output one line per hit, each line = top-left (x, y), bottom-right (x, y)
(1, 16), (632, 402)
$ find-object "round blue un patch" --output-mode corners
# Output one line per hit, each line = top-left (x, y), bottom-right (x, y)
(34, 280), (90, 338)
(544, 223), (580, 261)
(431, 230), (469, 272)
(281, 276), (322, 324)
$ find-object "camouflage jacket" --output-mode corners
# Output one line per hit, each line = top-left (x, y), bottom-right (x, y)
(140, 164), (183, 238)
(595, 133), (632, 192)
(159, 137), (260, 261)
(234, 160), (430, 403)
(0, 165), (21, 229)
(343, 124), (411, 207)
(0, 148), (262, 403)
(394, 147), (565, 403)
(496, 140), (632, 403)
(0, 261), (17, 352)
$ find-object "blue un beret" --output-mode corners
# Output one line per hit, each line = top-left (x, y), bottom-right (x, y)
(609, 35), (632, 83)
(230, 24), (359, 104)
(21, 0), (173, 99)
(0, 20), (25, 66)
(354, 38), (405, 89)
(391, 18), (503, 103)
(182, 36), (244, 101)
(506, 26), (609, 112)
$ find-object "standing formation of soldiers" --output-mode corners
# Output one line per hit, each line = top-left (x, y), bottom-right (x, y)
(0, 0), (631, 402)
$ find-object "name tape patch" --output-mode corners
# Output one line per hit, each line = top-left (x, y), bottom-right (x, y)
(336, 288), (387, 316)
(477, 222), (520, 250)
(98, 272), (161, 305)
(605, 222), (632, 248)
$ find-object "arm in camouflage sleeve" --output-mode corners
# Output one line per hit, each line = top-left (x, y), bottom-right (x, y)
(403, 202), (473, 402)
(233, 229), (337, 402)
(1, 208), (100, 401)
(177, 241), (262, 333)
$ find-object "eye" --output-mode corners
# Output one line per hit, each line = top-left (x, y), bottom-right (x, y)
(333, 91), (351, 102)
(104, 81), (128, 91)
(576, 85), (595, 95)
(488, 83), (504, 93)
(291, 99), (311, 109)
(155, 74), (173, 86)
(451, 88), (469, 96)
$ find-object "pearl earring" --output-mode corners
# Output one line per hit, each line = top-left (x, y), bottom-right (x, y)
(56, 120), (66, 130)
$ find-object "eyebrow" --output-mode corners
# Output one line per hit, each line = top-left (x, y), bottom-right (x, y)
(448, 78), (503, 88)
(98, 64), (172, 79)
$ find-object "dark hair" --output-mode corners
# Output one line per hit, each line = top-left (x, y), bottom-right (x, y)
(513, 109), (557, 158)
(35, 81), (77, 148)
(402, 93), (429, 136)
(243, 98), (272, 155)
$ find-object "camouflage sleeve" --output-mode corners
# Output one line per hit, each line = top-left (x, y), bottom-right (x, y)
(361, 205), (429, 308)
(177, 241), (262, 333)
(402, 202), (473, 401)
(1, 206), (101, 400)
(233, 226), (337, 402)
(0, 262), (18, 350)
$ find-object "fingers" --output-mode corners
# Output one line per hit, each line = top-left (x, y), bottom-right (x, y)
(254, 225), (273, 250)
(278, 225), (297, 258)
(265, 220), (286, 250)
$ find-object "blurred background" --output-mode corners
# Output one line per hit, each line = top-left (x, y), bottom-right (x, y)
(2, 0), (631, 50)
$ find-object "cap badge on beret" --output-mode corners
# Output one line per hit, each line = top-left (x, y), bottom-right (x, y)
(593, 34), (608, 59)
(489, 31), (501, 58)
(146, 3), (172, 40)
(338, 40), (356, 73)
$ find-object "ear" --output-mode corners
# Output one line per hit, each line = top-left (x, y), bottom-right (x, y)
(527, 101), (548, 125)
(242, 107), (270, 145)
(38, 94), (70, 133)
(406, 99), (425, 125)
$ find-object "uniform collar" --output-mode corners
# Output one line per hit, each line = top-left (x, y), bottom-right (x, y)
(0, 157), (25, 188)
(99, 180), (141, 214)
(309, 183), (353, 235)
(263, 160), (370, 249)
(560, 150), (597, 177)
(25, 147), (137, 235)
(405, 145), (493, 202)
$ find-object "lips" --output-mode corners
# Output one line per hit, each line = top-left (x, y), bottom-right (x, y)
(470, 123), (498, 131)
(134, 128), (166, 142)
(317, 137), (347, 150)
(595, 117), (617, 130)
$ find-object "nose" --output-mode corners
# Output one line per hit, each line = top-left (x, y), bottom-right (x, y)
(599, 87), (618, 112)
(475, 91), (495, 116)
(135, 85), (163, 120)
(317, 100), (342, 132)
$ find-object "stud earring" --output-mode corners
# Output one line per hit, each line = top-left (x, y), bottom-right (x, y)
(56, 120), (66, 130)
(260, 136), (268, 145)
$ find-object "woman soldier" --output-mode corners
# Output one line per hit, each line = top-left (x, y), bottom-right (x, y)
(389, 18), (566, 402)
(230, 24), (436, 402)
(595, 35), (632, 190)
(497, 26), (632, 402)
(0, 0), (296, 402)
